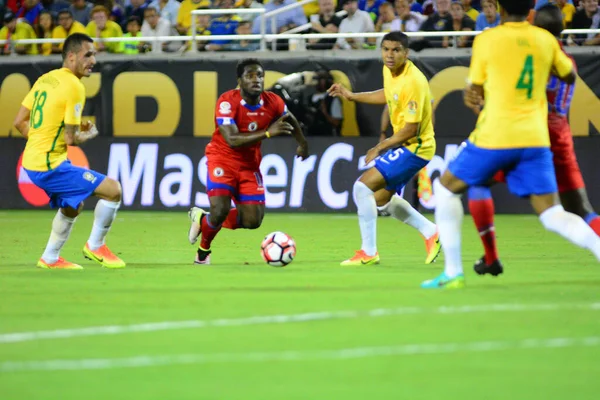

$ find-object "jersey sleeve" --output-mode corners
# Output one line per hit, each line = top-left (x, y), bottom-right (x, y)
(468, 34), (487, 86)
(401, 77), (427, 124)
(551, 38), (574, 79)
(272, 93), (288, 117)
(64, 81), (86, 125)
(21, 85), (37, 110)
(215, 93), (238, 127)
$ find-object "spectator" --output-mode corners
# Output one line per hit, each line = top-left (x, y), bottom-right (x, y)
(449, 0), (474, 48)
(534, 0), (574, 11)
(234, 0), (263, 22)
(415, 0), (453, 49)
(358, 0), (387, 22)
(475, 0), (500, 30)
(141, 6), (174, 52)
(570, 0), (600, 45)
(251, 0), (307, 34)
(224, 20), (259, 50)
(390, 0), (427, 33)
(16, 0), (43, 26)
(148, 0), (180, 27)
(41, 0), (70, 14)
(187, 8), (211, 51)
(461, 0), (479, 20)
(0, 11), (37, 55)
(119, 15), (142, 53)
(122, 0), (146, 30)
(408, 0), (423, 13)
(301, 0), (337, 19)
(35, 9), (53, 55)
(306, 69), (343, 136)
(334, 0), (374, 49)
(69, 0), (92, 26)
(86, 5), (123, 53)
(307, 0), (342, 50)
(373, 2), (395, 46)
(176, 0), (211, 35)
(556, 0), (577, 27)
(205, 0), (241, 51)
(52, 9), (86, 53)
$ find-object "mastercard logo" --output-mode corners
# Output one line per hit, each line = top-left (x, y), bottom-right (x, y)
(16, 147), (90, 207)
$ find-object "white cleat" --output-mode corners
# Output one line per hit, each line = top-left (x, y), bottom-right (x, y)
(188, 207), (207, 244)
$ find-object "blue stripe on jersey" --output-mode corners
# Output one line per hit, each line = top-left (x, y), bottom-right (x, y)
(217, 117), (235, 126)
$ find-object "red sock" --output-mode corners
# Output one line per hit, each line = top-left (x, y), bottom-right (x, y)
(222, 208), (241, 230)
(587, 216), (600, 237)
(469, 198), (499, 265)
(200, 215), (222, 250)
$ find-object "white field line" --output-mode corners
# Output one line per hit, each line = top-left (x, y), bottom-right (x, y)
(2, 302), (599, 345)
(2, 336), (600, 372)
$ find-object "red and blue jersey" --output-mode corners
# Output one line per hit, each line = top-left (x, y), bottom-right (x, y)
(547, 48), (576, 119)
(207, 89), (287, 168)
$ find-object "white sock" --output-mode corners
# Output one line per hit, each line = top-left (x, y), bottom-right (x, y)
(87, 200), (120, 250)
(433, 180), (464, 277)
(540, 205), (600, 261)
(353, 181), (378, 256)
(379, 194), (437, 239)
(41, 211), (76, 264)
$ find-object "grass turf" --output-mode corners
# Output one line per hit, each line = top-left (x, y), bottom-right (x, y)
(1, 210), (599, 399)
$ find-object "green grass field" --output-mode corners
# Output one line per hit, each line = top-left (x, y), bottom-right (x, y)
(1, 210), (599, 399)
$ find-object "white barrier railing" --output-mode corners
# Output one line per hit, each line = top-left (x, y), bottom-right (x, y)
(1, 29), (599, 51)
(284, 10), (348, 35)
(264, 0), (315, 51)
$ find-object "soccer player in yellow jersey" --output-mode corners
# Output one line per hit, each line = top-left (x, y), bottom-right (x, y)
(422, 0), (600, 289)
(12, 33), (126, 270)
(328, 31), (441, 266)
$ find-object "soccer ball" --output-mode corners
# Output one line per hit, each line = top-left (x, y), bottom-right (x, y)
(261, 231), (296, 267)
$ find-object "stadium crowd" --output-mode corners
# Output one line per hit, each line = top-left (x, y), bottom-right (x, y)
(0, 0), (598, 55)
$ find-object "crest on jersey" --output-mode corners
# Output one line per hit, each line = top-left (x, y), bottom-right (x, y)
(248, 122), (258, 132)
(219, 102), (232, 114)
(83, 171), (97, 183)
(407, 100), (417, 115)
(213, 167), (224, 177)
(74, 103), (82, 116)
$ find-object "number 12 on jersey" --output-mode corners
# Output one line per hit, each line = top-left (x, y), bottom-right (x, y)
(516, 55), (534, 99)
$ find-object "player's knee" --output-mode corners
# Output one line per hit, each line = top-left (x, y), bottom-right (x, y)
(61, 206), (81, 218)
(100, 178), (122, 203)
(241, 215), (262, 229)
(210, 203), (231, 224)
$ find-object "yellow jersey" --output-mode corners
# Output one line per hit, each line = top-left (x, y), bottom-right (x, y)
(468, 22), (573, 149)
(177, 0), (212, 30)
(21, 68), (86, 171)
(0, 22), (38, 55)
(85, 20), (123, 53)
(383, 60), (436, 160)
(52, 21), (87, 50)
(560, 3), (576, 27)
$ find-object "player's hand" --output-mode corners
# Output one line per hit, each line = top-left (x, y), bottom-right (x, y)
(327, 83), (353, 100)
(463, 85), (483, 115)
(267, 114), (294, 137)
(296, 142), (309, 161)
(365, 147), (380, 165)
(81, 121), (99, 139)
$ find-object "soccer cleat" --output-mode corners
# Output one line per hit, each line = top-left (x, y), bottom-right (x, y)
(188, 207), (208, 244)
(83, 243), (126, 269)
(474, 256), (504, 277)
(424, 232), (441, 264)
(340, 250), (380, 266)
(194, 247), (212, 265)
(421, 273), (465, 289)
(417, 167), (433, 202)
(37, 257), (83, 270)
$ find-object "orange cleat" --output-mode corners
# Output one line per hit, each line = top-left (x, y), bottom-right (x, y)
(37, 257), (83, 270)
(340, 250), (380, 266)
(424, 232), (441, 264)
(83, 243), (126, 269)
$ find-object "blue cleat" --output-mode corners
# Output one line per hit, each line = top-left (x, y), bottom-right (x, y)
(421, 273), (465, 289)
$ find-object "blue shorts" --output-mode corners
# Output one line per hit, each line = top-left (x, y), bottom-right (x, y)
(374, 147), (430, 194)
(24, 161), (106, 209)
(448, 141), (557, 197)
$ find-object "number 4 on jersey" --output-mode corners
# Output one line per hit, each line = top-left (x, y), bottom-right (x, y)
(516, 55), (534, 99)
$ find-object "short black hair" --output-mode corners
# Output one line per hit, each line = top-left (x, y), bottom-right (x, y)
(62, 32), (93, 61)
(381, 31), (409, 49)
(127, 16), (141, 25)
(534, 4), (563, 37)
(236, 58), (263, 78)
(498, 0), (534, 17)
(57, 9), (73, 18)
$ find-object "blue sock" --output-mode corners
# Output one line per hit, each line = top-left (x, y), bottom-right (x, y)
(585, 212), (599, 225)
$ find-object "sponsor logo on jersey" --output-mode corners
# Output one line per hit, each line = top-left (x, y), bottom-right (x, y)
(219, 102), (232, 114)
(213, 167), (224, 177)
(248, 122), (258, 132)
(408, 100), (417, 115)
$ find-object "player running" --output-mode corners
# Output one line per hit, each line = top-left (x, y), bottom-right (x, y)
(13, 33), (125, 270)
(328, 31), (441, 267)
(187, 58), (309, 265)
(467, 4), (600, 277)
(422, 0), (600, 289)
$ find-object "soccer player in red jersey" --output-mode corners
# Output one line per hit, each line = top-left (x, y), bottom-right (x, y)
(466, 4), (600, 276)
(187, 58), (309, 264)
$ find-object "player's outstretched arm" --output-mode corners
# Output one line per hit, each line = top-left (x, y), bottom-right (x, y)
(285, 112), (309, 160)
(327, 83), (386, 105)
(365, 122), (419, 164)
(220, 114), (293, 148)
(64, 121), (99, 146)
(13, 106), (31, 139)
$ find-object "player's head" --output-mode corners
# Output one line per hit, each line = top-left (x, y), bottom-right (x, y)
(534, 4), (564, 37)
(62, 33), (96, 79)
(237, 58), (264, 99)
(498, 0), (534, 18)
(380, 31), (410, 71)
